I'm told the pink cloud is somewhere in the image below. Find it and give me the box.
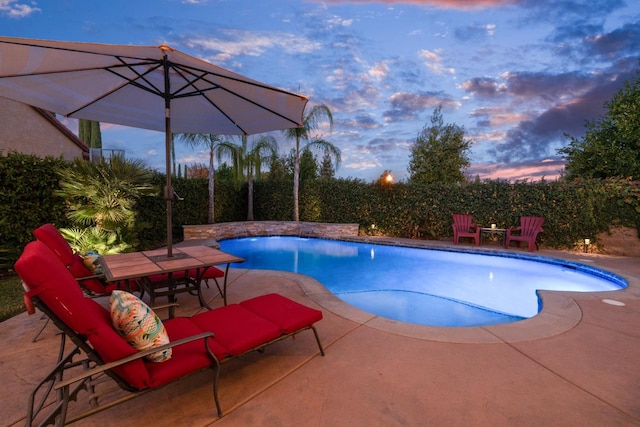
[468,158,566,182]
[306,0,519,9]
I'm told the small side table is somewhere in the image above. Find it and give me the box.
[480,227,506,246]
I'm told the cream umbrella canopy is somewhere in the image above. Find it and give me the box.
[0,36,308,256]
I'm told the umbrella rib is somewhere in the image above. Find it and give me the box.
[0,60,160,80]
[168,64,248,134]
[66,59,166,117]
[172,62,303,97]
[171,62,304,129]
[0,38,165,66]
[107,57,166,97]
[167,65,215,100]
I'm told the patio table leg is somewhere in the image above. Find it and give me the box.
[194,269,212,311]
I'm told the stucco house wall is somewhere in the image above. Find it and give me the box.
[0,97,88,161]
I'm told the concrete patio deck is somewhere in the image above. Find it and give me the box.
[2,238,639,426]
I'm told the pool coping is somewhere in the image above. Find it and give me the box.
[226,236,640,344]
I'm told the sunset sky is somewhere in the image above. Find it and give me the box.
[1,0,638,182]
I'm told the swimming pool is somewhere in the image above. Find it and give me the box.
[218,236,627,327]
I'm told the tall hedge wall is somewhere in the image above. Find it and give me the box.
[130,174,247,249]
[254,178,637,249]
[0,153,70,270]
[1,153,638,272]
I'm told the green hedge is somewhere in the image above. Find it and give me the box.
[253,178,637,249]
[134,174,247,249]
[1,153,638,273]
[0,153,69,271]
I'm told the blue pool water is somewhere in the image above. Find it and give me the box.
[219,236,627,327]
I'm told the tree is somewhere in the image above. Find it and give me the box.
[177,133,224,223]
[215,163,236,182]
[267,153,291,181]
[187,163,208,178]
[79,119,102,149]
[408,106,472,185]
[55,154,157,253]
[558,70,640,180]
[319,149,336,178]
[245,135,278,220]
[299,148,318,182]
[282,104,340,221]
[217,135,279,220]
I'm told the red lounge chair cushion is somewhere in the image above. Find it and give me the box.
[87,298,226,390]
[146,270,188,285]
[33,223,138,294]
[86,297,222,390]
[32,223,75,265]
[16,241,99,336]
[202,267,224,278]
[240,293,323,334]
[145,317,221,386]
[191,305,281,357]
[17,242,153,390]
[84,299,151,389]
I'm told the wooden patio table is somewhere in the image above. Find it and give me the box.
[100,246,244,317]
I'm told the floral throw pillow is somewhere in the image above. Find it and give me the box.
[82,251,103,275]
[109,290,172,362]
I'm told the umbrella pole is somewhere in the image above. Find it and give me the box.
[164,54,173,258]
[165,116,173,258]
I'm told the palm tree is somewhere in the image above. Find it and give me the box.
[55,154,157,253]
[177,133,225,223]
[282,104,339,221]
[217,134,278,220]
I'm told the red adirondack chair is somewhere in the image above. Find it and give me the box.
[452,214,481,246]
[505,216,545,252]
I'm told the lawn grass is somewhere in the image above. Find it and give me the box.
[0,274,25,322]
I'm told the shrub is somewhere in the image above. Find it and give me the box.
[2,152,638,274]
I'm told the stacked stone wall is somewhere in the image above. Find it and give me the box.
[183,221,359,241]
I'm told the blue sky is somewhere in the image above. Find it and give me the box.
[1,0,638,182]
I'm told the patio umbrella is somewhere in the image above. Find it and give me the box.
[0,36,308,257]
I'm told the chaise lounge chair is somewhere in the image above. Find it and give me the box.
[34,223,225,303]
[30,223,142,342]
[33,223,139,296]
[15,240,325,425]
[504,216,545,252]
[452,214,481,246]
